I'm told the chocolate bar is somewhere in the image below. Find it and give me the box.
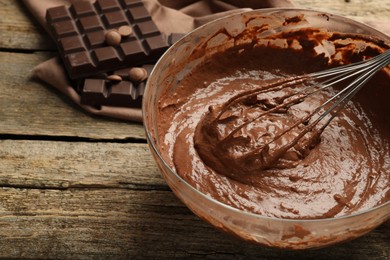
[46,0,174,79]
[79,64,154,108]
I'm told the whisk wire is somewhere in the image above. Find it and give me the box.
[252,50,390,164]
[314,50,390,130]
[200,50,390,170]
[216,50,390,154]
[312,50,390,78]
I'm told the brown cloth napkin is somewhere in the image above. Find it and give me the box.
[22,0,294,122]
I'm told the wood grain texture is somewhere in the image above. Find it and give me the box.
[0,51,145,140]
[0,1,54,50]
[294,0,390,35]
[0,178,388,259]
[0,140,163,189]
[294,0,390,20]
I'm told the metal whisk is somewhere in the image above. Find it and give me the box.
[195,50,390,175]
[252,49,390,168]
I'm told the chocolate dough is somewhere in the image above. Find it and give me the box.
[157,30,390,219]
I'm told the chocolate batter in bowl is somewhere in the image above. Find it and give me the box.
[143,9,390,249]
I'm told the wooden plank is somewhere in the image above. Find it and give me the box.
[0,139,388,258]
[0,187,388,259]
[0,51,145,140]
[0,140,164,189]
[0,1,54,50]
[295,0,390,20]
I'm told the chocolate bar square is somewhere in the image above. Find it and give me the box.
[46,0,171,79]
[79,64,155,108]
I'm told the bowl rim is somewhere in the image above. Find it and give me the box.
[143,7,390,223]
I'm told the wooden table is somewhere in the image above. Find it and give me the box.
[0,0,389,258]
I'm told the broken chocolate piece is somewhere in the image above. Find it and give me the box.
[79,64,154,108]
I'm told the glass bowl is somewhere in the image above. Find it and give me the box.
[143,8,390,249]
